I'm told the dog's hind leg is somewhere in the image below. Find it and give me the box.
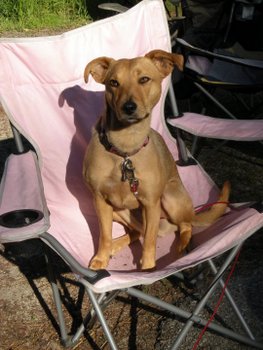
[158,218,178,237]
[113,210,142,231]
[177,222,192,253]
[111,229,141,256]
[111,210,142,255]
[161,181,194,254]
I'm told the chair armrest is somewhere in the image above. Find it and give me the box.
[98,3,128,13]
[176,38,263,69]
[0,150,50,243]
[0,151,109,284]
[41,232,110,284]
[167,113,263,141]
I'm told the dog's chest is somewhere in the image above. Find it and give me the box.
[102,176,140,210]
[86,154,139,209]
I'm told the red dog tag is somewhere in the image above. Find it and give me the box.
[130,178,139,195]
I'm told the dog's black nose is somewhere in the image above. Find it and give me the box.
[122,100,137,115]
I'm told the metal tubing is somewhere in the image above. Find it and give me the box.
[194,82,237,119]
[191,135,199,157]
[171,245,241,349]
[86,288,118,350]
[208,259,255,340]
[70,322,86,345]
[41,232,109,282]
[127,283,263,349]
[168,85,180,116]
[127,246,263,349]
[44,247,70,346]
[223,2,235,43]
[71,290,120,344]
[168,85,189,163]
[176,129,190,163]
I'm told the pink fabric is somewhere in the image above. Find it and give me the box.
[0,152,50,242]
[0,0,262,293]
[167,113,263,141]
[91,207,263,292]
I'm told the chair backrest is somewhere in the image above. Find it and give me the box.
[0,0,218,276]
[0,0,172,264]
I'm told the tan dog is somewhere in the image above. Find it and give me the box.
[83,50,230,270]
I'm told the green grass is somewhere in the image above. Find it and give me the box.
[0,0,91,35]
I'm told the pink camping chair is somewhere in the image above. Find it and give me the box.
[0,1,263,348]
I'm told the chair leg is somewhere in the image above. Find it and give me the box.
[223,2,236,44]
[45,245,118,349]
[127,245,263,350]
[171,244,263,349]
[168,85,191,164]
[182,257,255,339]
[85,287,119,350]
[127,263,263,349]
[44,246,72,347]
[168,84,180,117]
[171,245,240,349]
[207,259,255,340]
[191,135,200,157]
[78,290,120,332]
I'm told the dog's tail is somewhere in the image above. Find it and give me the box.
[192,181,230,227]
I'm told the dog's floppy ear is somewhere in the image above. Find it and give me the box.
[84,57,114,84]
[145,50,184,78]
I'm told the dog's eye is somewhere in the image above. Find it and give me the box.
[139,76,150,84]
[109,79,119,87]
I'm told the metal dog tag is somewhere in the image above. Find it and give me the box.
[121,158,139,195]
[121,158,135,181]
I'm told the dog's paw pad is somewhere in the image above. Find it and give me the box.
[89,257,108,270]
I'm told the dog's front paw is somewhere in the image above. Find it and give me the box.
[89,256,109,270]
[140,258,156,271]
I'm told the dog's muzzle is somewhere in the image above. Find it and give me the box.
[122,100,137,115]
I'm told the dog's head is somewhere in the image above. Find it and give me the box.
[84,50,183,125]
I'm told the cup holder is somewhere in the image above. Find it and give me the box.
[0,209,44,228]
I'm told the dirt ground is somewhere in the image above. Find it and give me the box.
[0,51,263,349]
